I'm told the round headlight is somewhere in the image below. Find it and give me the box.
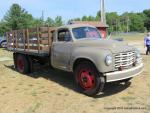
[105,55,112,66]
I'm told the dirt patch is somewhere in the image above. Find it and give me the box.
[0,57,12,62]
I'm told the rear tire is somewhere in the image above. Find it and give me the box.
[16,54,30,74]
[74,61,105,96]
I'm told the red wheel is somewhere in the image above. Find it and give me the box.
[16,54,30,74]
[75,61,105,96]
[17,57,24,72]
[78,69,95,90]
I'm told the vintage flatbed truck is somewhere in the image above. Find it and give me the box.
[6,24,143,96]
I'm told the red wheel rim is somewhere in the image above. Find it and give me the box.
[78,68,95,90]
[17,58,24,72]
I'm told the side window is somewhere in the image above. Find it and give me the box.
[58,29,71,41]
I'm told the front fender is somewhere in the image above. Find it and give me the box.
[70,47,114,73]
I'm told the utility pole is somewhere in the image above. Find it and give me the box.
[100,0,106,24]
[42,10,44,25]
[116,19,118,33]
[126,17,130,33]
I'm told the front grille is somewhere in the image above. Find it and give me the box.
[114,51,136,70]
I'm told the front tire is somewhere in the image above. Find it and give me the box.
[74,61,105,96]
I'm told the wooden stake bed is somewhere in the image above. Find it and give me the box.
[6,27,55,57]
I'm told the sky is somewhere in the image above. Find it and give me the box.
[0,0,150,21]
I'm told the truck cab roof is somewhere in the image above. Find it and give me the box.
[57,24,96,30]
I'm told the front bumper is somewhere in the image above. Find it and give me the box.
[104,63,144,82]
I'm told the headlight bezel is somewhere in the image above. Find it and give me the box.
[105,55,113,66]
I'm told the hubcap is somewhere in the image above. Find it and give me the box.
[78,69,95,90]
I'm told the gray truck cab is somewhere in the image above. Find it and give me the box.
[51,24,143,96]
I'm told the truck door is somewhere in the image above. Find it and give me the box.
[51,29,72,71]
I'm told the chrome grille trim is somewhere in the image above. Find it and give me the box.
[114,51,136,70]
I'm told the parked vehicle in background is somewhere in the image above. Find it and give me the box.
[6,24,143,96]
[0,37,7,48]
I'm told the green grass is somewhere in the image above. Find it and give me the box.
[121,96,136,102]
[31,91,37,97]
[111,33,145,41]
[24,103,42,113]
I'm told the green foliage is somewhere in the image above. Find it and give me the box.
[4,4,34,30]
[106,12,119,32]
[0,3,149,36]
[81,15,95,21]
[118,12,145,32]
[82,16,88,21]
[54,16,63,27]
[70,10,149,33]
[95,11,101,21]
[45,17,55,27]
[32,18,43,27]
[73,18,81,21]
[0,4,64,36]
[143,9,150,30]
[128,13,145,32]
[0,21,10,36]
[45,16,63,27]
[87,16,95,21]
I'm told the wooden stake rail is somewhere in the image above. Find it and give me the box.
[6,27,55,56]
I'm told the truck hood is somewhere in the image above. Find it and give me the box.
[74,38,135,53]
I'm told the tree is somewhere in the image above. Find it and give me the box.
[32,18,43,27]
[95,11,101,21]
[120,12,130,32]
[143,9,150,30]
[127,13,145,32]
[0,21,10,36]
[54,16,63,27]
[73,18,81,21]
[3,4,34,30]
[106,12,119,32]
[45,17,55,27]
[82,16,88,21]
[87,16,95,21]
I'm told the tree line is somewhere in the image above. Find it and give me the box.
[0,4,150,36]
[71,10,150,33]
[0,4,63,36]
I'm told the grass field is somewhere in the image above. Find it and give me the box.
[111,33,145,41]
[0,34,150,113]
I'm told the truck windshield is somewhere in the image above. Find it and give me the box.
[72,27,101,39]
